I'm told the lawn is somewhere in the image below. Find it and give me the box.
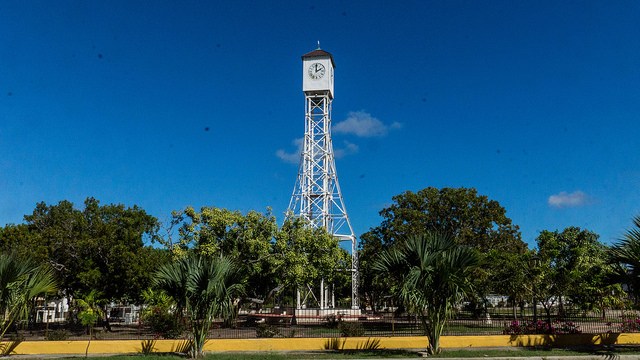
[27,345,640,359]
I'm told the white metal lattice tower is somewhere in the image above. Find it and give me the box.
[287,47,359,310]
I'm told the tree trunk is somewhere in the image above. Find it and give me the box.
[545,307,552,332]
[421,316,436,354]
[103,306,112,332]
[425,307,448,355]
[85,327,91,358]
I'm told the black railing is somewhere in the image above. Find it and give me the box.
[7,306,640,341]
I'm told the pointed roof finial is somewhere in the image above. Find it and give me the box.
[317,41,321,50]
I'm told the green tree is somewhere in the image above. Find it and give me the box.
[165,207,350,305]
[358,231,393,311]
[0,224,41,262]
[18,198,164,304]
[484,250,529,319]
[360,187,525,308]
[153,255,245,358]
[273,216,350,306]
[140,288,183,339]
[23,200,86,297]
[535,227,615,320]
[374,232,479,355]
[75,290,104,357]
[0,253,57,340]
[167,207,277,301]
[609,215,640,305]
[363,187,524,252]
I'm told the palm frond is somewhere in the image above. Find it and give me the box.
[0,254,58,339]
[153,253,245,358]
[373,231,479,355]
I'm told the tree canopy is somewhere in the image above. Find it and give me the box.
[0,197,166,304]
[163,206,349,304]
[359,187,525,308]
[535,226,617,317]
[363,187,524,252]
[374,232,479,354]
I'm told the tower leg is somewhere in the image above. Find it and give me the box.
[331,284,335,308]
[320,278,325,310]
[288,85,359,314]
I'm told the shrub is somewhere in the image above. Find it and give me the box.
[141,308,184,339]
[255,323,279,338]
[45,329,69,341]
[325,314,339,328]
[556,321,581,334]
[339,321,365,337]
[502,320,581,335]
[620,318,640,332]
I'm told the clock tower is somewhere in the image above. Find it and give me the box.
[302,48,335,98]
[288,46,359,311]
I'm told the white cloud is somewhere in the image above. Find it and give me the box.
[275,138,302,164]
[390,121,403,130]
[277,138,359,163]
[277,111,397,163]
[548,191,590,208]
[334,140,359,159]
[334,111,401,137]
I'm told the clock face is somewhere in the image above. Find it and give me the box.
[308,62,326,80]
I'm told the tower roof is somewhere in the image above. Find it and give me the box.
[302,49,335,68]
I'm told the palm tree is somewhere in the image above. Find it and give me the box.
[76,290,104,357]
[609,215,640,304]
[374,232,479,355]
[153,254,245,358]
[0,253,57,340]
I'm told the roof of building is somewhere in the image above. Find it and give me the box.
[302,49,335,68]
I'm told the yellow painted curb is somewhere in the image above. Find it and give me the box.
[7,333,640,355]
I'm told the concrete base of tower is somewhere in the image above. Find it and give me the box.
[294,307,362,323]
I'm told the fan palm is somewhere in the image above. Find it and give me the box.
[0,253,57,339]
[153,254,245,358]
[374,232,479,355]
[609,215,640,303]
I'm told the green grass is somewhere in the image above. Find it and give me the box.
[32,346,640,359]
[48,352,417,360]
[443,324,501,334]
[429,346,640,358]
[429,348,590,358]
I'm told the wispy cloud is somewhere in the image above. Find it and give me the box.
[548,191,591,208]
[275,138,302,164]
[277,138,359,163]
[334,140,359,158]
[390,121,403,130]
[334,111,401,137]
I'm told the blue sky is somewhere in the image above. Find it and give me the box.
[1,1,639,248]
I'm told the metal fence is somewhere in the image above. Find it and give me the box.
[9,305,639,341]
